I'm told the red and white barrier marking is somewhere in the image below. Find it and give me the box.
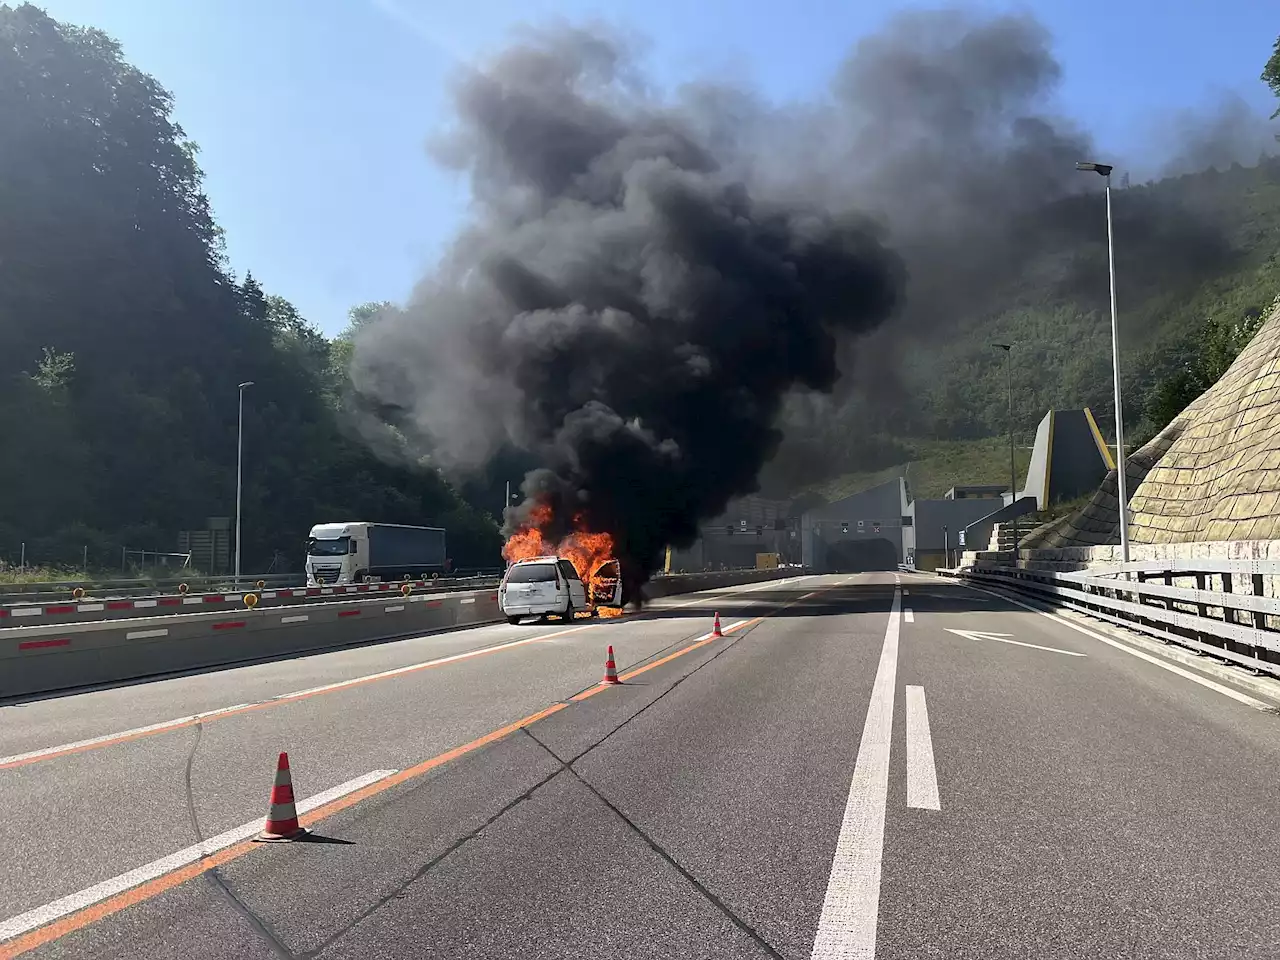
[0,580,456,623]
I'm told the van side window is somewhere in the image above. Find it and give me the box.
[558,560,580,581]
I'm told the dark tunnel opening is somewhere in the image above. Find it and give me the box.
[822,538,900,573]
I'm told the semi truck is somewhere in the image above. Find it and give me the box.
[305,522,446,585]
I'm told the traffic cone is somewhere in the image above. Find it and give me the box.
[602,645,622,685]
[712,612,723,637]
[255,752,308,842]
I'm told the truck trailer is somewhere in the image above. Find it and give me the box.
[305,522,446,585]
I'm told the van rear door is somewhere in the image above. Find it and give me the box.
[592,559,624,607]
[557,560,587,609]
[502,562,561,608]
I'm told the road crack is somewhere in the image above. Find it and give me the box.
[524,728,786,960]
[564,611,764,766]
[300,766,566,958]
[182,721,295,959]
[308,610,772,956]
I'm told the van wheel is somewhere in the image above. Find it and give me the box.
[506,615,521,625]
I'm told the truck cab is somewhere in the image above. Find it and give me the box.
[306,522,366,585]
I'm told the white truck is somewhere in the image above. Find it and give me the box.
[305,522,446,585]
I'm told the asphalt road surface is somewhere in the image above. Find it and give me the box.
[3,571,1280,959]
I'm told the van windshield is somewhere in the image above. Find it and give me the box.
[308,537,350,557]
[505,563,558,583]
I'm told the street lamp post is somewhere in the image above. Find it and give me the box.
[1076,161,1130,564]
[993,343,1017,559]
[235,381,254,586]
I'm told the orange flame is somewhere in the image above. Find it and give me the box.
[503,502,622,609]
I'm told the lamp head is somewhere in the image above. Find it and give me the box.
[1075,161,1114,177]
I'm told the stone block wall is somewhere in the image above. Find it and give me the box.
[1022,294,1280,550]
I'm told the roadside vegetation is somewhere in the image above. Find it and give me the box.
[0,5,501,572]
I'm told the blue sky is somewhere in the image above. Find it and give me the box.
[35,0,1278,335]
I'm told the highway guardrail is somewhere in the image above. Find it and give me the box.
[942,561,1280,680]
[0,575,505,625]
[0,569,504,606]
[0,568,805,699]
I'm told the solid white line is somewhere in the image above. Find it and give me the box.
[961,583,1270,710]
[0,768,396,943]
[905,686,940,811]
[124,628,169,641]
[258,632,593,700]
[280,615,309,624]
[638,576,811,612]
[980,635,1082,657]
[0,704,255,766]
[904,609,914,623]
[944,629,1085,658]
[810,588,901,959]
[384,605,405,613]
[0,631,588,767]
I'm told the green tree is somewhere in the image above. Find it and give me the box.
[1142,311,1267,434]
[0,5,503,571]
[1264,33,1280,120]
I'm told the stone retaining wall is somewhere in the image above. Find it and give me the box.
[1023,294,1280,550]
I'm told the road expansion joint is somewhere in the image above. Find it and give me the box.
[294,766,568,959]
[521,728,785,960]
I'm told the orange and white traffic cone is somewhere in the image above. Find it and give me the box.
[712,612,723,637]
[255,752,308,842]
[602,645,622,685]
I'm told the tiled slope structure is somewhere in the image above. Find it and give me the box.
[1024,295,1280,549]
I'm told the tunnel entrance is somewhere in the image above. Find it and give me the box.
[823,538,899,573]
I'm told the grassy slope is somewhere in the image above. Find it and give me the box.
[809,438,1035,502]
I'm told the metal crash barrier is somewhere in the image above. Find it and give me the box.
[943,560,1280,680]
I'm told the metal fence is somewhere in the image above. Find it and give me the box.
[946,560,1280,680]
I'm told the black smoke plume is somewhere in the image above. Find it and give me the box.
[350,10,1269,582]
[349,24,904,585]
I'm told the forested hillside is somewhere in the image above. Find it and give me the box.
[760,155,1280,500]
[914,159,1280,447]
[0,5,501,571]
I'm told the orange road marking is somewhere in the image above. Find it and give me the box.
[0,578,849,955]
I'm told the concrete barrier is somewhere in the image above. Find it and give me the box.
[639,568,807,600]
[0,569,804,700]
[0,577,503,627]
